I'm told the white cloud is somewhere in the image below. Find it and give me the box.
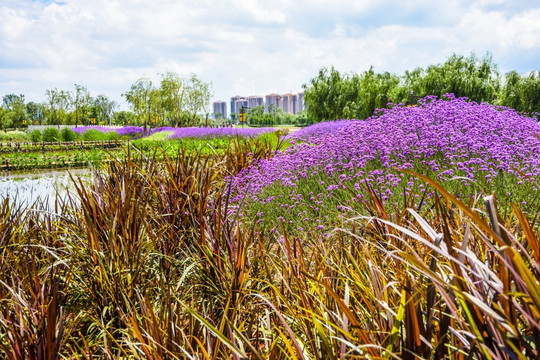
[0,0,539,109]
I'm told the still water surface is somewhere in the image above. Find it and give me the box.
[0,168,91,208]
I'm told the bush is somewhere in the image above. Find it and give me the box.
[82,129,107,141]
[42,127,60,142]
[106,131,119,141]
[60,127,76,142]
[0,130,28,142]
[29,129,42,142]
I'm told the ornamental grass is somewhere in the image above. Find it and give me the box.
[0,97,539,359]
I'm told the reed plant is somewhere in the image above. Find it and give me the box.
[0,134,538,359]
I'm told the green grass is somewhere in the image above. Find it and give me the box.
[139,130,174,141]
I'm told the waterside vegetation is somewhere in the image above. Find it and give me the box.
[0,94,539,359]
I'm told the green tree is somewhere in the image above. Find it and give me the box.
[248,105,265,125]
[45,88,70,126]
[69,84,92,127]
[350,68,401,119]
[115,110,137,126]
[29,129,42,142]
[25,102,44,125]
[123,77,155,132]
[521,71,540,114]
[2,94,26,128]
[94,94,118,125]
[500,70,540,114]
[295,110,309,125]
[60,127,76,141]
[303,67,401,122]
[303,66,348,122]
[185,74,212,126]
[398,53,500,104]
[160,71,186,127]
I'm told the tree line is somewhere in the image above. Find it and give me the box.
[122,72,213,131]
[303,53,540,123]
[0,71,213,130]
[0,86,118,130]
[242,104,309,127]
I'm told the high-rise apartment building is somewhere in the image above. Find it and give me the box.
[281,93,294,114]
[265,93,282,113]
[247,96,264,110]
[234,99,249,117]
[230,95,243,116]
[213,101,227,119]
[292,94,299,115]
[225,92,303,116]
[297,92,304,113]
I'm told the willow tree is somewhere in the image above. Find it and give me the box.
[69,84,92,127]
[45,88,70,126]
[401,53,500,104]
[123,77,154,132]
[500,70,540,115]
[185,74,212,126]
[303,66,353,122]
[303,66,400,122]
[160,71,186,127]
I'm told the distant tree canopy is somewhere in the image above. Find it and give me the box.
[303,53,540,122]
[0,73,212,129]
[122,72,213,129]
[1,54,539,129]
[0,85,118,129]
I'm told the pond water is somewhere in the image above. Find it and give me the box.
[0,168,91,209]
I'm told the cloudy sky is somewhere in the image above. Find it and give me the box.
[1,0,539,111]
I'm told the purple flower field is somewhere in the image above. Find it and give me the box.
[72,126,144,136]
[231,94,540,207]
[160,126,276,139]
[72,125,276,139]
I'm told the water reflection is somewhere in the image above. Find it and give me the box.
[0,168,91,209]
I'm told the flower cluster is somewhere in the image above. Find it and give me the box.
[288,120,354,141]
[231,95,540,207]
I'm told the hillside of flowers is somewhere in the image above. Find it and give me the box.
[231,94,540,231]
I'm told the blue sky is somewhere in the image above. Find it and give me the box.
[1,0,539,110]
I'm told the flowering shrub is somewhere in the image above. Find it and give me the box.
[231,94,540,231]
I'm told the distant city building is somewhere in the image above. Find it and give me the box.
[224,91,303,116]
[295,92,305,115]
[213,101,227,119]
[265,93,282,113]
[247,96,264,110]
[281,93,294,114]
[230,95,243,116]
[234,99,249,117]
[292,94,299,115]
